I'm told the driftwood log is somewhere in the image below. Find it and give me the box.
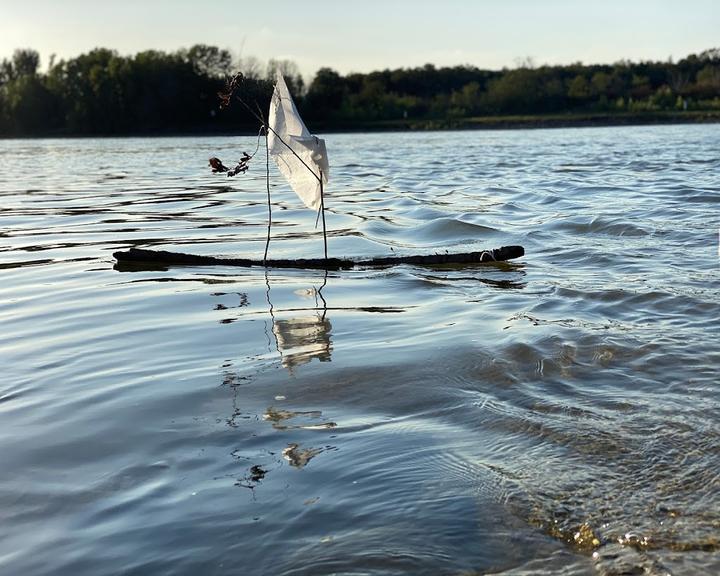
[113,246,524,271]
[113,246,524,270]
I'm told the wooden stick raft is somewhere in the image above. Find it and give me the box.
[113,246,524,270]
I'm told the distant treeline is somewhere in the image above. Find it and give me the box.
[1,45,719,136]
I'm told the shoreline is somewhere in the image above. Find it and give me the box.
[1,111,719,139]
[322,111,720,133]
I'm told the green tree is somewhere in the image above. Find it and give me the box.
[483,68,543,114]
[567,75,590,100]
[1,49,60,133]
[4,74,58,133]
[47,48,125,132]
[304,68,346,120]
[695,64,720,97]
[630,74,652,99]
[450,81,481,116]
[12,48,40,77]
[651,86,675,109]
[183,44,233,79]
[590,71,610,96]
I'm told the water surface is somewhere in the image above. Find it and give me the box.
[1,125,719,575]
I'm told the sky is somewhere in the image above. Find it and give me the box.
[1,0,718,78]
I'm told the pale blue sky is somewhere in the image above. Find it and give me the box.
[1,0,718,77]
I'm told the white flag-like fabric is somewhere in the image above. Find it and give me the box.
[268,75,329,211]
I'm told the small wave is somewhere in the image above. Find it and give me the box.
[554,164,597,173]
[359,217,501,249]
[412,218,500,241]
[684,190,720,203]
[0,258,55,270]
[550,216,651,237]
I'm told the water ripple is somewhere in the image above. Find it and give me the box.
[1,126,719,575]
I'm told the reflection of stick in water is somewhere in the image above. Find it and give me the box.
[263,407,335,431]
[265,270,332,373]
[282,443,323,468]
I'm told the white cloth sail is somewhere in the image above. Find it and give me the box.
[268,75,329,211]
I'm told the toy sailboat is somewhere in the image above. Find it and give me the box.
[114,74,524,270]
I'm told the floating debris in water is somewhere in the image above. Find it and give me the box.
[248,465,267,482]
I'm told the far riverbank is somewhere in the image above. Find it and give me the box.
[1,111,718,139]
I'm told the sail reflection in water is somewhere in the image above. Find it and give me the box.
[267,272,332,372]
[272,315,332,370]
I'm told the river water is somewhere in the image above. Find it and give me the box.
[1,125,719,575]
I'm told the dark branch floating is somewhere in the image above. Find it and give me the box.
[113,246,525,271]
